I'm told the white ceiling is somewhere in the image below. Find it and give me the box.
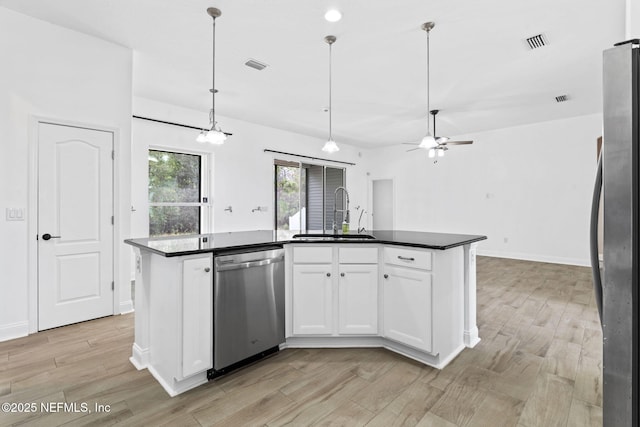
[0,0,627,148]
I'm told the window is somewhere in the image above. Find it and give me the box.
[274,159,345,231]
[148,150,209,237]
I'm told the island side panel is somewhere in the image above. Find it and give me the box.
[130,248,150,369]
[463,242,481,347]
[432,246,465,362]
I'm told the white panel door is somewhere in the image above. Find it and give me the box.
[38,122,114,330]
[292,264,333,335]
[182,256,213,378]
[338,264,378,335]
[383,265,432,352]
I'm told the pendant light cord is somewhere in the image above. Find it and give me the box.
[211,15,217,128]
[329,41,333,141]
[426,28,431,135]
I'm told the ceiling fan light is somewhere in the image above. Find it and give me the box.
[419,133,437,149]
[428,149,436,158]
[196,130,207,143]
[437,148,445,157]
[322,139,340,153]
[205,128,227,145]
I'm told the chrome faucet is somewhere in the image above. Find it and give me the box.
[358,209,367,233]
[333,186,350,233]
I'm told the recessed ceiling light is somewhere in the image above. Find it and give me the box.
[324,9,342,22]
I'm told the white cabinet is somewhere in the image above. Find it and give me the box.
[338,264,378,334]
[382,265,432,352]
[292,264,333,335]
[146,253,213,396]
[181,257,213,378]
[290,245,379,337]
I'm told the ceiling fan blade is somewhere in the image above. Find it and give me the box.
[401,142,420,146]
[445,140,473,145]
[406,147,422,152]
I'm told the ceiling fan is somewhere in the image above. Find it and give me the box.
[404,109,473,157]
[404,21,473,159]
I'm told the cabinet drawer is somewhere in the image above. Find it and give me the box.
[293,246,332,264]
[384,246,432,270]
[339,247,378,264]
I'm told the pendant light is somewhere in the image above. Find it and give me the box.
[197,7,227,145]
[322,35,339,153]
[418,22,437,150]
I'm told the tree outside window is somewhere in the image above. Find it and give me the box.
[149,150,203,237]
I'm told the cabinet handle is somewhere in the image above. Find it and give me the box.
[384,274,389,279]
[397,256,415,261]
[204,267,211,273]
[340,272,345,277]
[326,272,331,277]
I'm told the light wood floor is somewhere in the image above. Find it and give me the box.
[0,257,602,426]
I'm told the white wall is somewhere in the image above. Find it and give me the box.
[626,0,640,38]
[0,8,133,340]
[131,97,369,240]
[368,113,601,266]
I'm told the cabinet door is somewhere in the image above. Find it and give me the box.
[292,264,333,335]
[383,265,432,352]
[338,264,378,335]
[182,256,213,378]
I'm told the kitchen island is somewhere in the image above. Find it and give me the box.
[125,230,486,396]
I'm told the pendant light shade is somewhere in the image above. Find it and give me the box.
[322,35,339,153]
[418,22,437,150]
[197,7,227,145]
[322,139,340,153]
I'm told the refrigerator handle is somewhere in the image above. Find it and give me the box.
[589,152,604,324]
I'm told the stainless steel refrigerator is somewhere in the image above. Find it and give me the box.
[591,39,640,426]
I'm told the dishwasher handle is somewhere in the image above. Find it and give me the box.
[215,255,284,272]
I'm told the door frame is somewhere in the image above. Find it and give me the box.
[28,116,119,333]
[368,176,396,230]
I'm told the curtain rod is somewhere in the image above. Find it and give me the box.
[264,149,355,166]
[132,115,232,136]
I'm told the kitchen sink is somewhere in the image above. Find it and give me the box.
[292,233,376,241]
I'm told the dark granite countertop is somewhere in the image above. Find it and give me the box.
[125,230,487,257]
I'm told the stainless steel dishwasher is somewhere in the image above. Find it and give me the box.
[208,246,285,378]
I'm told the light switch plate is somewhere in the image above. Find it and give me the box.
[6,207,25,221]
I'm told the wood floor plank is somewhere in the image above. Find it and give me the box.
[466,390,524,427]
[314,400,375,427]
[429,381,487,426]
[566,398,603,427]
[350,360,422,413]
[573,355,603,407]
[415,412,458,427]
[517,373,574,427]
[541,338,581,381]
[212,390,296,427]
[191,365,303,426]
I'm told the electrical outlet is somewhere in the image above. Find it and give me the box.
[6,207,25,221]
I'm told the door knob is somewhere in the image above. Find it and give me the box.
[42,233,61,241]
[326,273,331,277]
[340,272,345,277]
[383,274,389,279]
[204,267,211,273]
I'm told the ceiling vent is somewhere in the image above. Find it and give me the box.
[244,58,268,71]
[526,33,548,50]
[555,94,569,103]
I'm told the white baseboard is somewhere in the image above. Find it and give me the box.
[0,321,29,342]
[477,249,590,267]
[119,300,134,314]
